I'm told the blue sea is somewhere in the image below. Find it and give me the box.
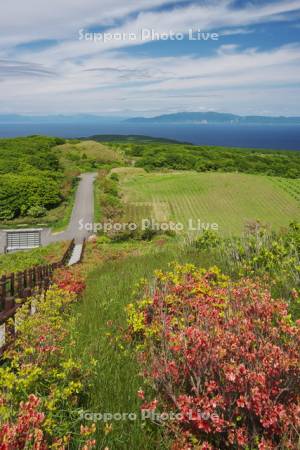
[0,123,299,151]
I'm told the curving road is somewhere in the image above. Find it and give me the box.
[0,173,97,253]
[47,172,97,245]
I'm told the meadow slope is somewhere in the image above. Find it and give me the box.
[115,169,300,235]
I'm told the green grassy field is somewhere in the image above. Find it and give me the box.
[115,169,300,235]
[0,241,69,276]
[272,177,300,203]
[57,140,124,175]
[70,243,210,450]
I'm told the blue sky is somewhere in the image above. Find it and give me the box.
[0,0,300,116]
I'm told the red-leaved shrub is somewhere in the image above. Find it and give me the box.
[0,394,47,449]
[54,269,86,294]
[128,265,300,449]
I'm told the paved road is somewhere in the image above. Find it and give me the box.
[0,173,97,253]
[47,172,97,245]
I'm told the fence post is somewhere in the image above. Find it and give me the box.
[23,270,27,289]
[0,275,6,310]
[23,269,31,298]
[0,321,5,355]
[4,295,15,312]
[17,272,23,298]
[0,237,82,356]
[32,267,36,287]
[28,269,33,289]
[10,273,15,297]
[36,266,42,292]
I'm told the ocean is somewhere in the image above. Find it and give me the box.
[0,123,299,151]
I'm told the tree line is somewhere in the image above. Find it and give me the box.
[0,136,65,220]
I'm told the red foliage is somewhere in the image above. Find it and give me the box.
[133,269,300,449]
[55,269,86,294]
[0,395,47,449]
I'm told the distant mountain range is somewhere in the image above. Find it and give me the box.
[0,112,300,125]
[125,112,300,125]
[0,114,123,124]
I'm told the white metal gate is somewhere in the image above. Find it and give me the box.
[5,229,42,252]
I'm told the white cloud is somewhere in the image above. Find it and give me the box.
[1,42,299,114]
[0,0,300,114]
[0,0,190,47]
[17,0,300,64]
[220,28,255,36]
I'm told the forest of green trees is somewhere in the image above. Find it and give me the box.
[1,135,299,222]
[110,140,300,178]
[0,136,65,220]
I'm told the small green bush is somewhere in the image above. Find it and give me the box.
[27,205,47,218]
[110,173,119,182]
[195,230,222,250]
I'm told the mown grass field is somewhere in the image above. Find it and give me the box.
[273,177,300,203]
[114,168,300,235]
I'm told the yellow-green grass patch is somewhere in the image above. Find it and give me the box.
[119,171,300,236]
[57,140,124,174]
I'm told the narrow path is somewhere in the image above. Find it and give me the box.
[68,243,83,266]
[48,172,97,245]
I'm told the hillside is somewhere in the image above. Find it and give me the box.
[0,134,299,450]
[114,169,300,235]
[0,136,122,227]
[107,138,300,178]
[56,139,124,175]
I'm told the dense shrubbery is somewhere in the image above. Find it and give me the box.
[27,205,47,218]
[0,280,96,449]
[0,136,63,175]
[95,173,124,226]
[128,265,300,449]
[0,174,62,219]
[54,268,86,294]
[111,141,300,178]
[0,136,65,220]
[194,222,300,311]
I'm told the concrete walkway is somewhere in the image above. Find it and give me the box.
[68,243,84,266]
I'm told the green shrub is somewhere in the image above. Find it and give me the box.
[110,173,119,182]
[0,174,62,219]
[195,230,222,250]
[194,222,300,313]
[110,140,300,178]
[0,285,96,448]
[27,205,47,218]
[96,235,111,244]
[0,136,65,219]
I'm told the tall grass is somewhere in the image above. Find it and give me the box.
[70,245,207,449]
[68,223,299,447]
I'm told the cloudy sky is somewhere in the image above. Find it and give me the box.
[1,0,300,116]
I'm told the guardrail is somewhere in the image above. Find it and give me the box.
[0,239,76,356]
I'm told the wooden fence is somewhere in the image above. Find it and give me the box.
[0,239,76,356]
